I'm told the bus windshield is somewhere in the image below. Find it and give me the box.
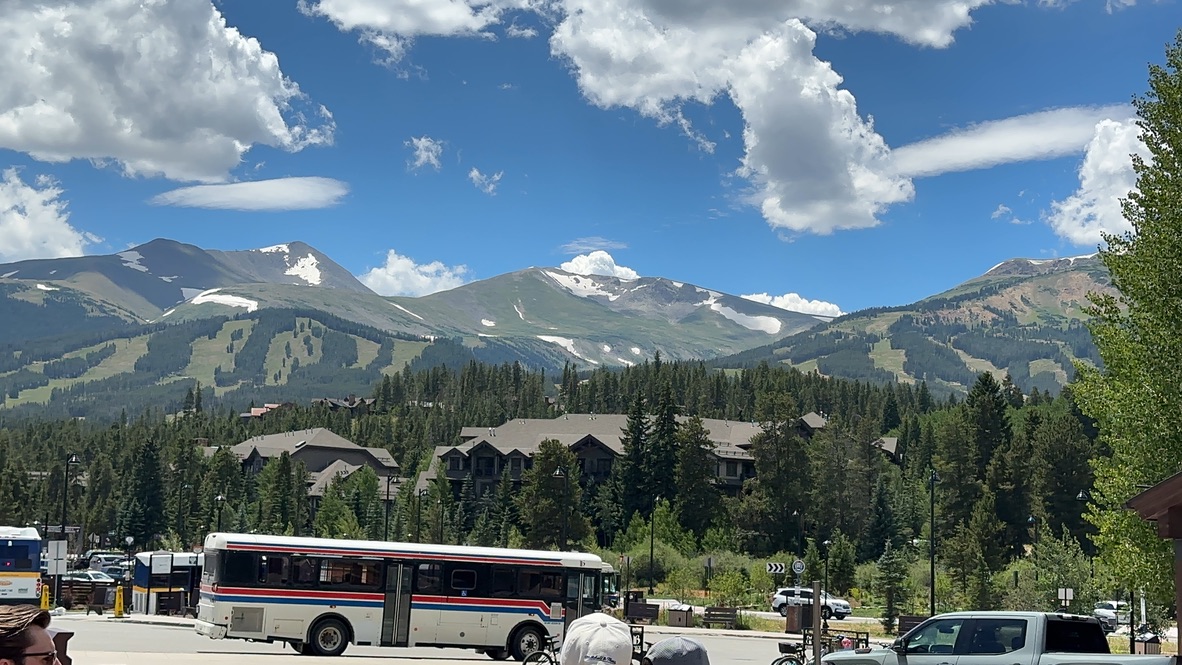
[0,541,38,571]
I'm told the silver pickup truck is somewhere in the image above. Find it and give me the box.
[821,612,1175,665]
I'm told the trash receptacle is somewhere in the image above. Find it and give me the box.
[800,602,814,627]
[1134,634,1162,654]
[626,590,645,605]
[784,605,802,633]
[667,603,693,628]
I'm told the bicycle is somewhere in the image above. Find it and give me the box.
[523,634,562,665]
[772,641,808,665]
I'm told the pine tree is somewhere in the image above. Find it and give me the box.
[120,439,165,548]
[881,390,901,433]
[648,382,680,507]
[862,478,898,561]
[875,542,908,633]
[965,373,1013,479]
[514,439,590,549]
[619,394,651,522]
[673,416,718,539]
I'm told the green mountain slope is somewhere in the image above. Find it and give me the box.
[712,255,1113,395]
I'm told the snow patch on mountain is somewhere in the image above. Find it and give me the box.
[986,254,1100,274]
[36,283,58,291]
[713,305,782,334]
[159,276,178,283]
[514,302,527,321]
[390,302,424,321]
[118,251,149,273]
[631,347,641,355]
[671,281,684,288]
[616,358,635,367]
[481,319,496,327]
[1,271,16,278]
[162,308,175,318]
[537,335,599,364]
[285,254,322,285]
[602,344,612,353]
[543,270,620,301]
[180,287,206,300]
[257,244,290,254]
[190,288,258,312]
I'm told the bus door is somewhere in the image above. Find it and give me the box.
[564,570,600,628]
[380,562,414,647]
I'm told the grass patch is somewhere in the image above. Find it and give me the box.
[8,336,149,405]
[1029,358,1068,385]
[354,337,380,369]
[184,320,254,395]
[384,340,430,374]
[869,338,908,382]
[263,319,323,386]
[954,348,1003,378]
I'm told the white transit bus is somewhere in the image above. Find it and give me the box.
[0,527,42,605]
[195,533,605,660]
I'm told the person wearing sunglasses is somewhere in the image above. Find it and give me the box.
[0,605,56,665]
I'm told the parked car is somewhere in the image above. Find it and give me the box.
[1091,600,1130,633]
[770,586,852,620]
[820,611,1169,665]
[62,570,117,583]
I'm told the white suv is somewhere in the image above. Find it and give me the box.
[770,586,851,620]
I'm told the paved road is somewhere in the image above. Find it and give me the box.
[52,617,787,665]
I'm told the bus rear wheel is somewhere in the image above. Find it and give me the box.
[309,617,350,657]
[487,649,511,660]
[510,625,545,661]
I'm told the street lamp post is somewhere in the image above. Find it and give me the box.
[215,495,225,532]
[553,467,569,551]
[648,495,659,595]
[793,509,804,555]
[1076,490,1095,578]
[383,475,394,541]
[1028,515,1040,580]
[929,468,939,616]
[436,498,444,544]
[56,453,79,606]
[415,489,428,542]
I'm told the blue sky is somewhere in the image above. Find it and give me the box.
[0,0,1172,316]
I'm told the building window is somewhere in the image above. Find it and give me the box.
[726,461,738,477]
[511,458,522,473]
[597,458,612,474]
[449,456,461,471]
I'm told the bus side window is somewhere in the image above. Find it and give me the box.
[259,555,288,586]
[491,567,515,597]
[291,557,318,587]
[222,552,257,586]
[416,563,442,594]
[450,569,477,593]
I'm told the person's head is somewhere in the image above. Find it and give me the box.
[560,612,633,665]
[643,636,710,665]
[0,605,54,665]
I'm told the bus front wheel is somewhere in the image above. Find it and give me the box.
[309,617,350,657]
[510,625,545,661]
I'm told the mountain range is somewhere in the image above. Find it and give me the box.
[0,239,1115,417]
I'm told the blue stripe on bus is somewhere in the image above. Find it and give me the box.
[411,602,562,622]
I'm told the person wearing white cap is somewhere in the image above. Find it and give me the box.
[560,613,635,665]
[643,635,711,665]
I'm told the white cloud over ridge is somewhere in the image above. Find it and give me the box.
[0,168,98,262]
[149,177,349,211]
[561,237,628,253]
[890,105,1132,178]
[560,251,640,280]
[469,167,503,195]
[0,0,334,183]
[406,136,444,171]
[1045,118,1149,246]
[360,250,471,296]
[741,292,844,317]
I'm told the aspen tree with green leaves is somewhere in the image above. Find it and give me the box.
[1076,31,1182,607]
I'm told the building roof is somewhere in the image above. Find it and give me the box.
[800,411,828,430]
[455,414,761,459]
[217,428,398,472]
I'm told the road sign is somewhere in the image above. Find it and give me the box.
[44,526,79,534]
[792,559,806,575]
[1057,588,1074,602]
[767,562,786,574]
[150,553,173,575]
[46,540,67,577]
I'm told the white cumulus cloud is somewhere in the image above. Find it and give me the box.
[1045,118,1149,247]
[359,250,471,296]
[561,237,628,253]
[0,0,334,183]
[0,168,98,262]
[890,105,1132,178]
[149,177,349,211]
[506,22,538,38]
[406,136,444,171]
[741,292,844,317]
[469,167,503,195]
[560,251,640,280]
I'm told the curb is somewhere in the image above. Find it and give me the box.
[107,617,196,629]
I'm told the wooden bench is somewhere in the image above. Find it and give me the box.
[897,615,928,635]
[625,601,660,624]
[702,606,738,629]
